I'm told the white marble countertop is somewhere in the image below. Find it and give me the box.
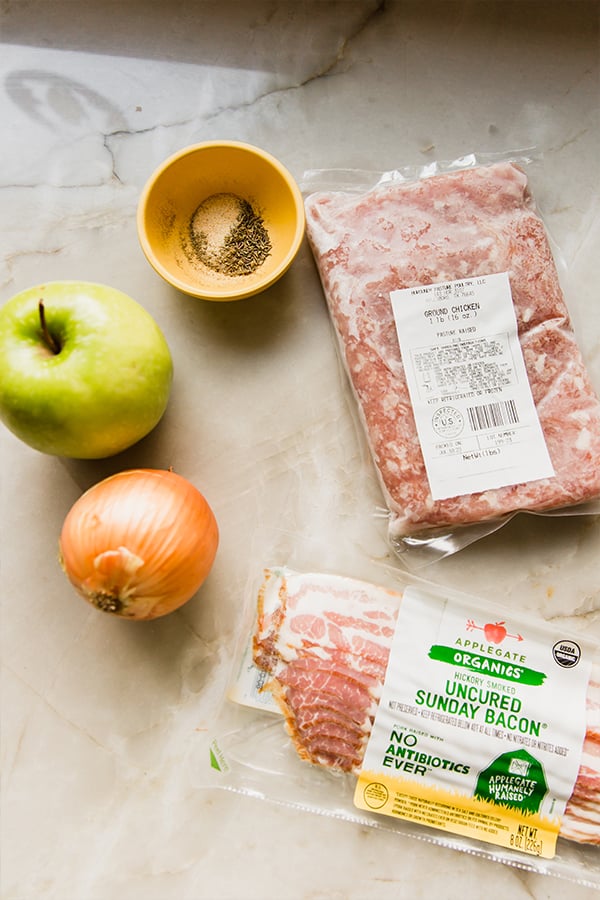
[2,2,599,898]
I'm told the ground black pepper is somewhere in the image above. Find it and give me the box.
[186,192,272,277]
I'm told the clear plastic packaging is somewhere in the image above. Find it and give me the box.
[301,153,600,567]
[194,565,600,889]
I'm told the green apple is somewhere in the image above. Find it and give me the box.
[0,281,173,458]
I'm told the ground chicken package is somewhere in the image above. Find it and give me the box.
[199,567,600,888]
[302,157,600,562]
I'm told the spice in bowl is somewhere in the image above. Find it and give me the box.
[137,141,306,301]
[183,192,272,280]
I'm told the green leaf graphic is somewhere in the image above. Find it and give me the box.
[210,748,222,771]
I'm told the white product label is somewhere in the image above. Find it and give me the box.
[390,272,554,500]
[227,615,282,715]
[354,587,591,858]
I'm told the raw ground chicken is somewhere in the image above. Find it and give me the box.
[253,568,600,846]
[304,162,600,542]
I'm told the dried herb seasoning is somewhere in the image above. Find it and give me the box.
[186,192,272,277]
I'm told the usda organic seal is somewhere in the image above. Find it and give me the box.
[552,640,581,668]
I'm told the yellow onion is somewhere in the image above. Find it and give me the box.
[59,468,219,620]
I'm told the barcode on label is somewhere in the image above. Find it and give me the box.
[467,399,519,431]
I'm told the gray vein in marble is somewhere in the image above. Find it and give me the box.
[3,661,113,762]
[549,127,591,154]
[3,247,64,289]
[296,0,386,82]
[101,1,387,183]
[3,647,217,775]
[2,3,387,189]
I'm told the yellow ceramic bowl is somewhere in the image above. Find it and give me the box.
[137,141,305,301]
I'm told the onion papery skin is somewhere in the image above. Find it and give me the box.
[59,469,219,620]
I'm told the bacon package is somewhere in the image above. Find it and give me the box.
[204,565,600,886]
[303,161,600,558]
[252,568,600,848]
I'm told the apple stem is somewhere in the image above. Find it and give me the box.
[38,299,61,354]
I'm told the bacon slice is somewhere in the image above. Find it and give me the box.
[254,568,399,772]
[304,163,600,541]
[562,674,600,844]
[253,568,600,845]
